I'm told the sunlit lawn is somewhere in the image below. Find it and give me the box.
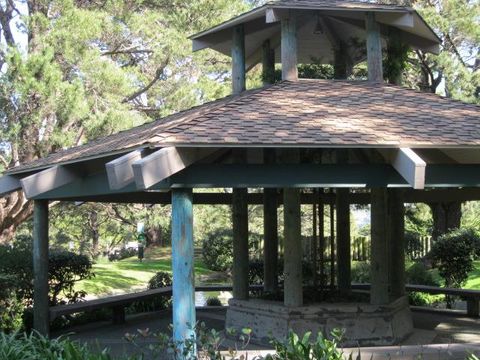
[76,246,214,298]
[465,261,480,289]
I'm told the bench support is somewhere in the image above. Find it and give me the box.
[172,189,196,355]
[112,306,126,324]
[467,298,479,318]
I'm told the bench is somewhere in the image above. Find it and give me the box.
[49,285,261,324]
[351,283,480,317]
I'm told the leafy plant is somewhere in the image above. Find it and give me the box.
[406,262,440,287]
[351,262,370,284]
[205,297,222,307]
[0,275,24,332]
[202,229,234,272]
[129,271,173,314]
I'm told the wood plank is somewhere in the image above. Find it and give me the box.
[21,166,78,199]
[106,149,147,190]
[391,148,426,189]
[0,175,22,197]
[132,147,216,190]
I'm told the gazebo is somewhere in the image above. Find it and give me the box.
[1,0,479,351]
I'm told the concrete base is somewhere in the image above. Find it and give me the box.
[226,297,413,347]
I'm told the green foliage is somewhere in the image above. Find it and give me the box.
[266,329,346,360]
[148,271,173,290]
[351,262,371,284]
[205,297,222,307]
[408,291,439,307]
[430,228,479,288]
[0,331,134,360]
[406,262,440,287]
[108,248,137,262]
[405,231,424,260]
[0,275,24,333]
[202,229,233,272]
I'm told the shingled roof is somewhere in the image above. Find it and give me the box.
[8,79,480,174]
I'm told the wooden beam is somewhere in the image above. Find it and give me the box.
[132,147,215,190]
[21,165,78,199]
[232,25,246,94]
[366,12,383,82]
[0,175,22,197]
[391,148,426,189]
[439,149,480,164]
[106,149,147,190]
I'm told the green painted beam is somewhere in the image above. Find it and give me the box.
[33,164,480,201]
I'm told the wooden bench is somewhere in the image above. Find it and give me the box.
[49,285,261,324]
[351,283,480,317]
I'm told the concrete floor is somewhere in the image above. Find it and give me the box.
[56,308,480,359]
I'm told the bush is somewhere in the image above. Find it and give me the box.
[430,228,479,288]
[202,229,233,271]
[406,262,440,286]
[129,271,172,314]
[0,274,24,332]
[108,248,137,262]
[148,271,172,290]
[206,297,222,306]
[0,331,133,360]
[248,259,314,287]
[405,231,424,259]
[351,262,370,283]
[408,291,439,307]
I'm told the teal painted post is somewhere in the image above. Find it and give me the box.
[33,200,49,336]
[281,13,298,81]
[262,40,276,85]
[366,12,383,82]
[171,189,196,355]
[232,25,246,94]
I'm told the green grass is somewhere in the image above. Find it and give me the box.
[465,261,480,289]
[76,247,214,297]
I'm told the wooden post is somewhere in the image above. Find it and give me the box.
[233,188,249,300]
[262,40,276,85]
[336,189,351,293]
[370,188,389,305]
[282,150,302,307]
[329,199,335,290]
[318,190,325,292]
[33,199,50,336]
[312,193,318,288]
[171,189,196,351]
[388,189,406,300]
[264,149,278,293]
[232,25,246,94]
[281,13,298,81]
[366,12,383,83]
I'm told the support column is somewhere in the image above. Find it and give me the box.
[370,188,389,305]
[336,188,351,293]
[388,189,406,300]
[233,188,249,300]
[33,200,49,336]
[283,150,302,307]
[262,40,275,85]
[232,25,246,94]
[172,189,196,349]
[281,13,298,81]
[264,149,278,293]
[366,12,383,83]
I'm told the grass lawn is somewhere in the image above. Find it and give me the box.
[465,261,480,289]
[76,246,215,298]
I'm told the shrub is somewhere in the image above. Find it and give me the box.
[0,274,24,332]
[148,271,172,290]
[0,331,133,360]
[202,229,233,271]
[405,231,424,259]
[206,297,222,306]
[408,291,439,307]
[248,259,313,287]
[351,262,370,283]
[406,262,440,286]
[129,271,172,314]
[430,228,478,288]
[108,248,137,262]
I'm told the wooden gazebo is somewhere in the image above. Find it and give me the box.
[1,0,479,350]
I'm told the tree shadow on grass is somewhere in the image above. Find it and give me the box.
[78,269,143,296]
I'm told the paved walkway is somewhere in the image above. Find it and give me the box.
[56,308,480,359]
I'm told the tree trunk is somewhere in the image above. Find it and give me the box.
[429,202,462,241]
